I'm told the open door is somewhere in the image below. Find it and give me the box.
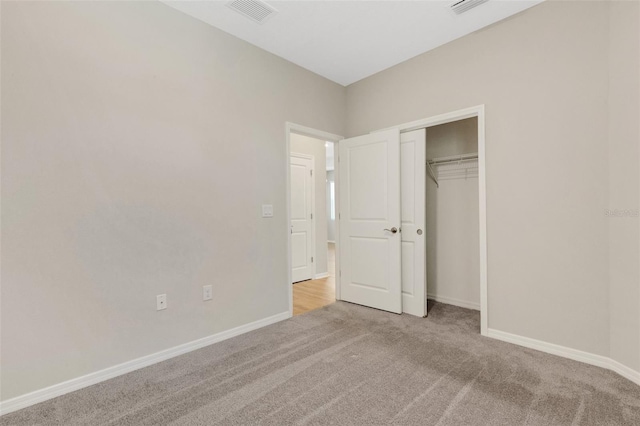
[400,129,427,317]
[338,128,402,313]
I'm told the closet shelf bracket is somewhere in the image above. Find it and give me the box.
[426,161,439,188]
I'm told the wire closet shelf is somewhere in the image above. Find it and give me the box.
[426,152,478,188]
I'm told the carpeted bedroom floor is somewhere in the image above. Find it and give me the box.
[3,301,640,425]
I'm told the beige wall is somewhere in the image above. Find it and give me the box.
[425,118,478,159]
[348,1,614,358]
[0,1,345,400]
[290,133,329,276]
[608,0,640,371]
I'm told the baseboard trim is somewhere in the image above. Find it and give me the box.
[0,311,290,416]
[314,272,330,279]
[487,328,640,387]
[427,294,480,311]
[608,359,640,387]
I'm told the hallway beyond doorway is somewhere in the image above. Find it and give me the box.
[293,243,335,315]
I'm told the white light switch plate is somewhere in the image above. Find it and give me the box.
[262,204,273,218]
[203,285,213,301]
[156,294,167,311]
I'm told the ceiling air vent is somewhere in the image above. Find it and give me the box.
[226,0,278,24]
[450,0,489,15]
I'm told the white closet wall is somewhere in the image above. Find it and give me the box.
[426,118,480,310]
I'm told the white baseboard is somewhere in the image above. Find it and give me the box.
[427,294,480,311]
[0,311,290,416]
[608,359,640,387]
[487,328,640,387]
[314,272,330,279]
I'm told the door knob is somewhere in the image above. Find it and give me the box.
[417,229,423,235]
[384,227,398,234]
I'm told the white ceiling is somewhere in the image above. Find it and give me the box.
[162,0,543,86]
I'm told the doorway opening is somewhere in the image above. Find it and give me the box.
[390,105,487,333]
[336,105,487,333]
[286,123,343,317]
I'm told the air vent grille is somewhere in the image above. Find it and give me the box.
[227,0,278,24]
[451,0,489,15]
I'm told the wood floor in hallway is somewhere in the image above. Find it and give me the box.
[293,243,335,316]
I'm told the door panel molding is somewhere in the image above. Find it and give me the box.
[339,128,402,314]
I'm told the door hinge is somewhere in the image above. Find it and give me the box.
[311,257,314,263]
[310,169,313,176]
[311,213,313,219]
[339,269,341,277]
[339,213,341,219]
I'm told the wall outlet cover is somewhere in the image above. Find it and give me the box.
[203,285,213,301]
[262,204,274,218]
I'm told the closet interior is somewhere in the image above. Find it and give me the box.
[425,117,480,311]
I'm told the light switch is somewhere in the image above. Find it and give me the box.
[156,294,167,311]
[262,204,273,218]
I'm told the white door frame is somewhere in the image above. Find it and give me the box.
[375,105,488,336]
[285,123,344,317]
[290,152,316,282]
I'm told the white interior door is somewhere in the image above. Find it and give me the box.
[339,128,402,313]
[400,129,427,317]
[290,154,314,283]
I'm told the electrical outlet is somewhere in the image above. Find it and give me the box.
[262,204,273,218]
[156,294,167,311]
[203,285,213,301]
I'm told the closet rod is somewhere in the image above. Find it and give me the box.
[427,152,478,166]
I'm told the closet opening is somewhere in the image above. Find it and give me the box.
[424,118,480,313]
[393,105,487,334]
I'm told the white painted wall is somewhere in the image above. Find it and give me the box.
[347,1,615,360]
[0,1,345,401]
[426,119,479,309]
[290,134,329,276]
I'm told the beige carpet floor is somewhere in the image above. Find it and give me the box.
[3,301,640,425]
